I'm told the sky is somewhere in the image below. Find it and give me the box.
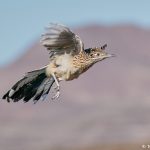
[1,0,150,67]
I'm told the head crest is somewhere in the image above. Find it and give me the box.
[101,44,107,50]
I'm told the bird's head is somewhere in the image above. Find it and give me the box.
[84,44,115,63]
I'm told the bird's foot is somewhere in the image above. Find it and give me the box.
[52,86,60,100]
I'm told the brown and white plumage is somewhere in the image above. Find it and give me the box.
[2,23,114,103]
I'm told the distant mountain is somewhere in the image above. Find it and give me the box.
[1,25,150,150]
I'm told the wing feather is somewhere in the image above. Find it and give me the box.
[40,23,84,56]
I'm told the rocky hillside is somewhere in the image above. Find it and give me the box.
[1,24,150,150]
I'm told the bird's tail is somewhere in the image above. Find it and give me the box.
[2,67,54,103]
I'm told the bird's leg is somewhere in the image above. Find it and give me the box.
[51,73,60,99]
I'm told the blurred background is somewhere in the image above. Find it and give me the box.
[1,0,150,149]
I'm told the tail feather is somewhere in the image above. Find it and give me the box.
[33,77,54,103]
[2,68,55,103]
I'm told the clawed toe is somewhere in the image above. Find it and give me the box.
[52,86,60,100]
[52,91,60,100]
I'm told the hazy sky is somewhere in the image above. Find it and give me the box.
[1,0,150,66]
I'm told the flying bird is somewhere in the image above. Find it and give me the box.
[3,23,114,103]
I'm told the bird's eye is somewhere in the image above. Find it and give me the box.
[97,53,100,56]
[90,54,93,57]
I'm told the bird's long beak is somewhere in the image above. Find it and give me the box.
[106,53,116,58]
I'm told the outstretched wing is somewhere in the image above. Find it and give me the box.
[40,23,84,56]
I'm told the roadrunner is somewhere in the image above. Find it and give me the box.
[3,23,114,103]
